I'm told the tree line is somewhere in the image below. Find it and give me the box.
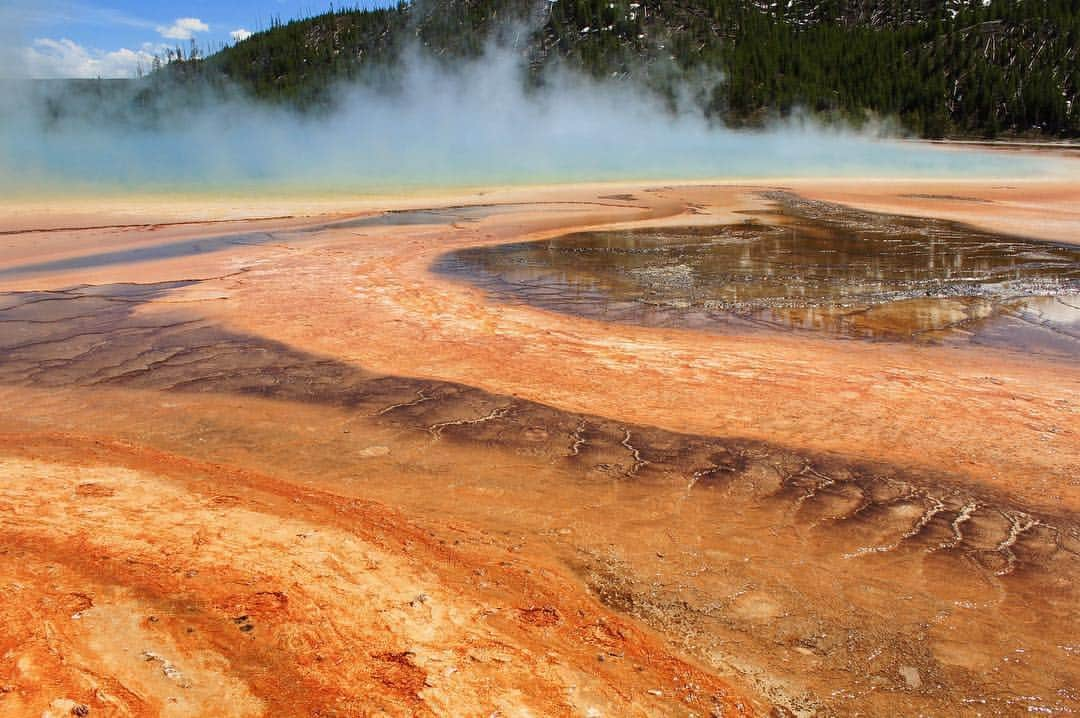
[136,0,1080,138]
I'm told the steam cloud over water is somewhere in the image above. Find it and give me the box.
[0,44,1065,195]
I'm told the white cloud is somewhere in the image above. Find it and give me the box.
[230,28,252,42]
[22,37,156,78]
[157,17,209,41]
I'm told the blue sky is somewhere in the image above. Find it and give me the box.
[4,0,393,78]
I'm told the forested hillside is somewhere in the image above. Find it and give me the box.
[103,0,1080,138]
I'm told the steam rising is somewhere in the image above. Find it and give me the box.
[0,39,1065,196]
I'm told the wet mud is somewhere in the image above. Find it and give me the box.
[0,234,280,278]
[1,278,1078,715]
[318,203,575,230]
[0,201,636,280]
[436,192,1080,355]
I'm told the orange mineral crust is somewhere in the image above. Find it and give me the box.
[1,178,1077,716]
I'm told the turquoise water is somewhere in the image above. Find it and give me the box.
[3,123,1065,195]
[3,57,1073,195]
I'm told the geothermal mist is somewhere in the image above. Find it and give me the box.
[0,44,1060,195]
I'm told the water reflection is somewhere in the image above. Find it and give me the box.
[436,194,1080,356]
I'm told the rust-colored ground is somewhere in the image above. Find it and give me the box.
[0,433,750,717]
[1,176,1077,716]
